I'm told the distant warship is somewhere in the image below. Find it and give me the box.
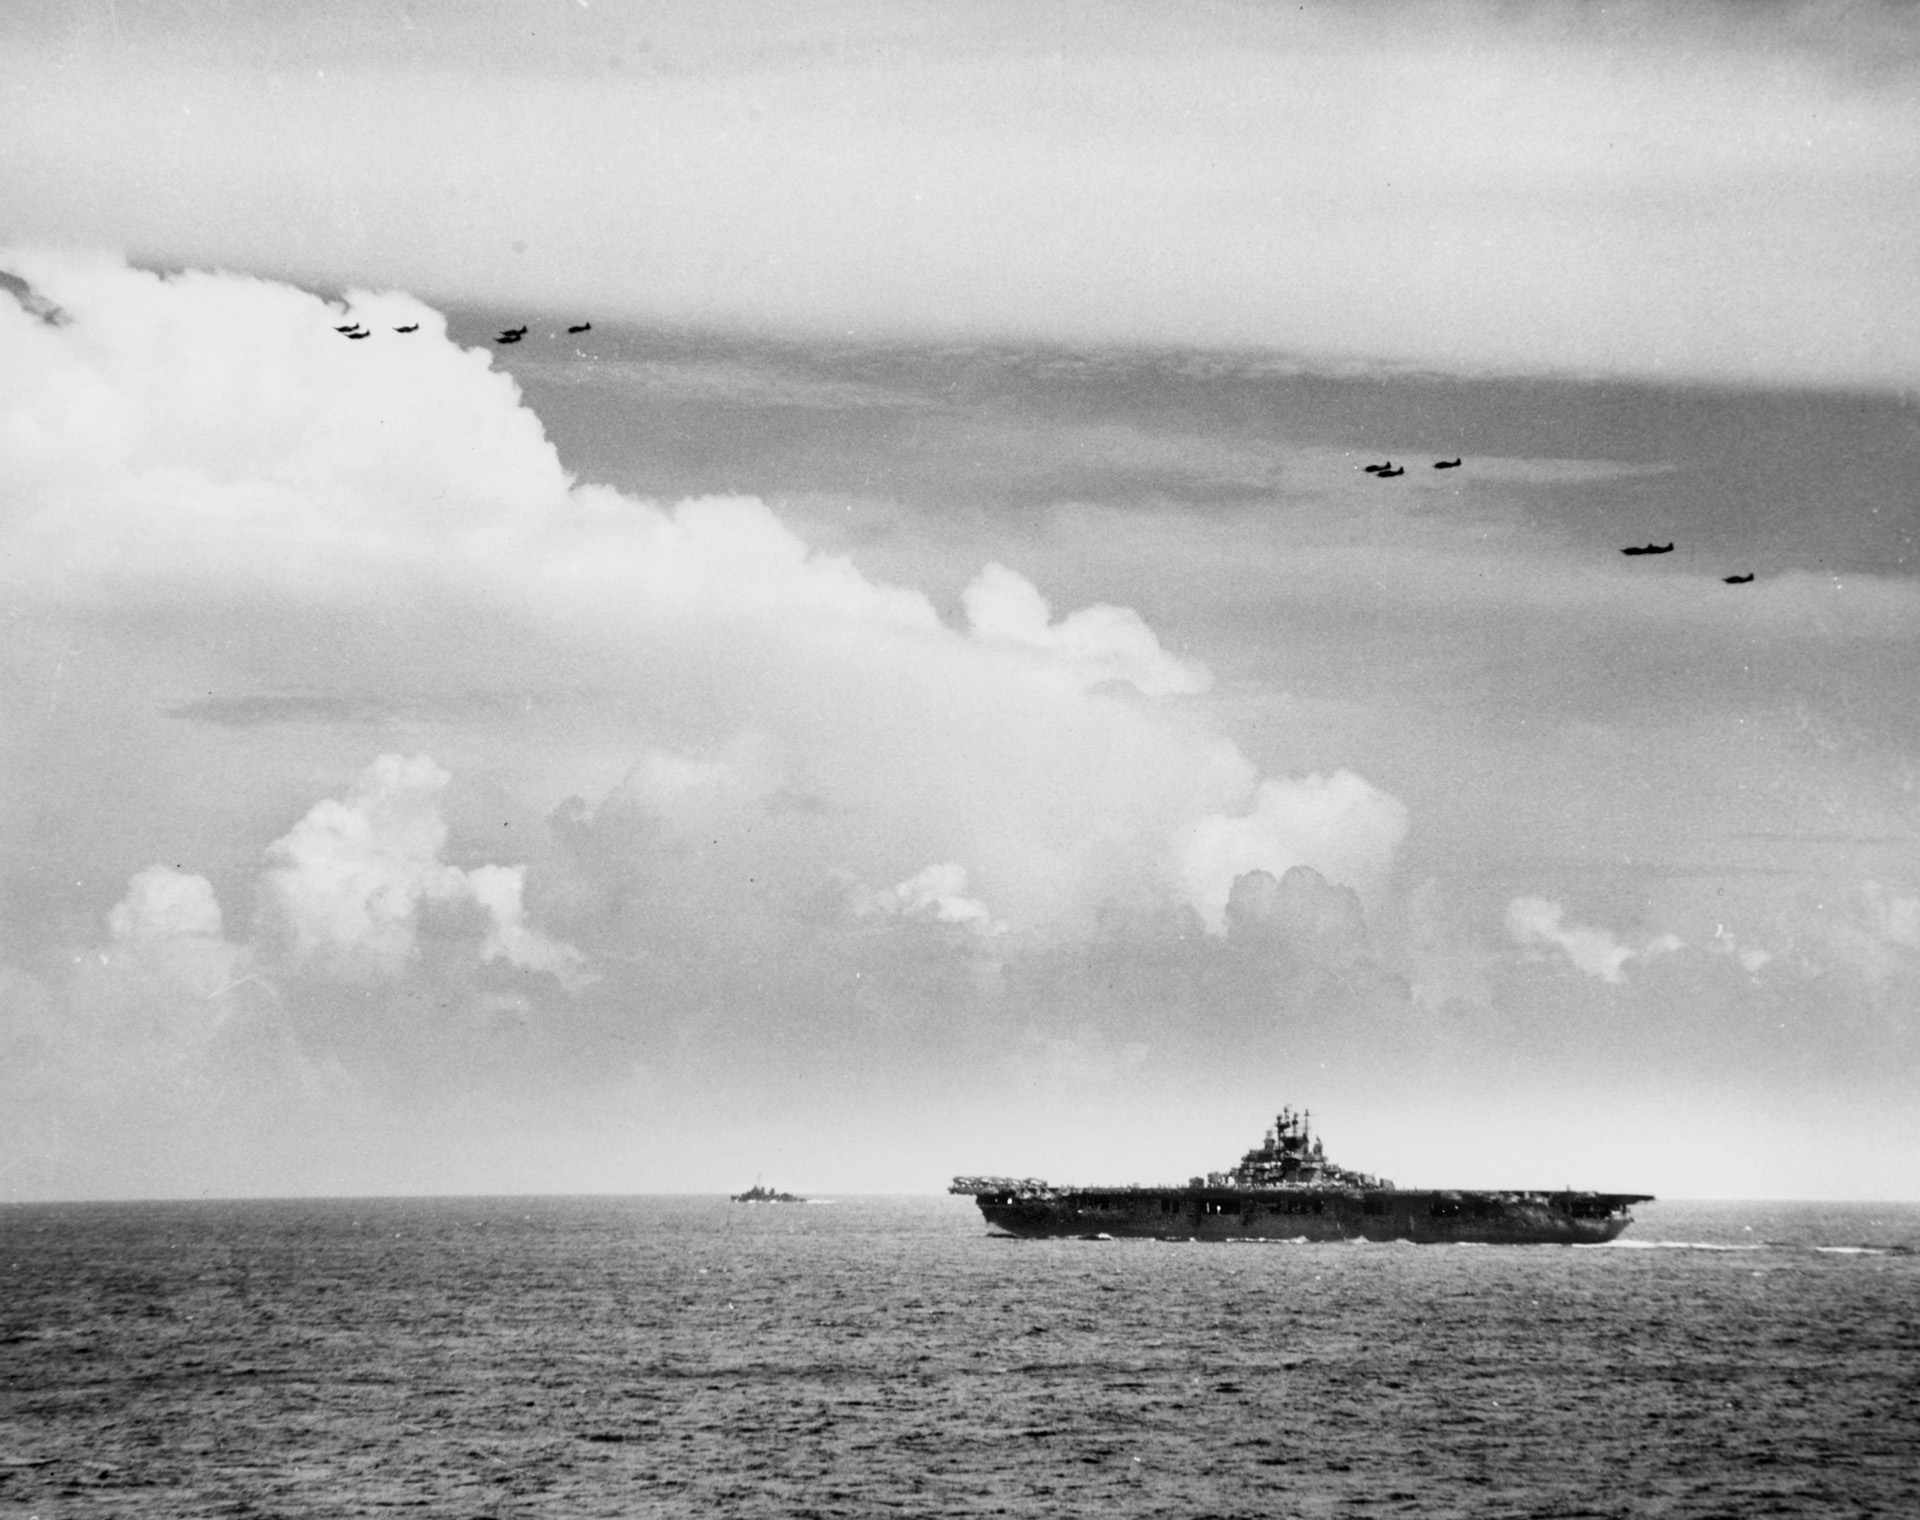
[951,1106,1650,1244]
[731,1183,806,1204]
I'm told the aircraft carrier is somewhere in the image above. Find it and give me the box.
[951,1106,1650,1244]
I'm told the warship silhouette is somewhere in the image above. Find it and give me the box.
[731,1183,806,1203]
[951,1106,1650,1244]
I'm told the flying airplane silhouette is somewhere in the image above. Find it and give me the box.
[1621,543,1674,556]
[1363,462,1390,474]
[496,326,528,343]
[334,324,363,334]
[394,323,419,333]
[568,322,592,334]
[346,331,370,340]
[1434,458,1462,469]
[1722,573,1754,584]
[1377,466,1406,478]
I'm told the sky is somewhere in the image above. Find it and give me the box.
[1,1,1916,1201]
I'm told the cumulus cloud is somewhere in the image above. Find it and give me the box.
[463,864,591,986]
[609,734,791,830]
[0,861,342,1198]
[109,865,225,943]
[1224,866,1372,969]
[856,862,1006,936]
[0,252,562,604]
[1505,896,1683,984]
[1710,922,1774,976]
[1177,771,1409,934]
[0,751,611,1198]
[260,754,583,984]
[962,561,1209,697]
[94,866,252,1027]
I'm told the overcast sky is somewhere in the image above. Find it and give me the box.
[2,1,1916,1201]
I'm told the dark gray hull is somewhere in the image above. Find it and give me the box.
[975,1186,1646,1245]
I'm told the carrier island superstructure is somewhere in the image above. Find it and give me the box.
[951,1106,1650,1244]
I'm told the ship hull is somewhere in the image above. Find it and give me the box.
[975,1187,1643,1245]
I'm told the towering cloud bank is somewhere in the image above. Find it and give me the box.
[0,252,1422,1195]
[0,251,1405,933]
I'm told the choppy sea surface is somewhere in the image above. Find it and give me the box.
[2,1197,1915,1519]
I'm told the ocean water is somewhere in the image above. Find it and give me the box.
[2,1197,1915,1519]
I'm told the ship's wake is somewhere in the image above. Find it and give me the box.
[1581,1238,1907,1256]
